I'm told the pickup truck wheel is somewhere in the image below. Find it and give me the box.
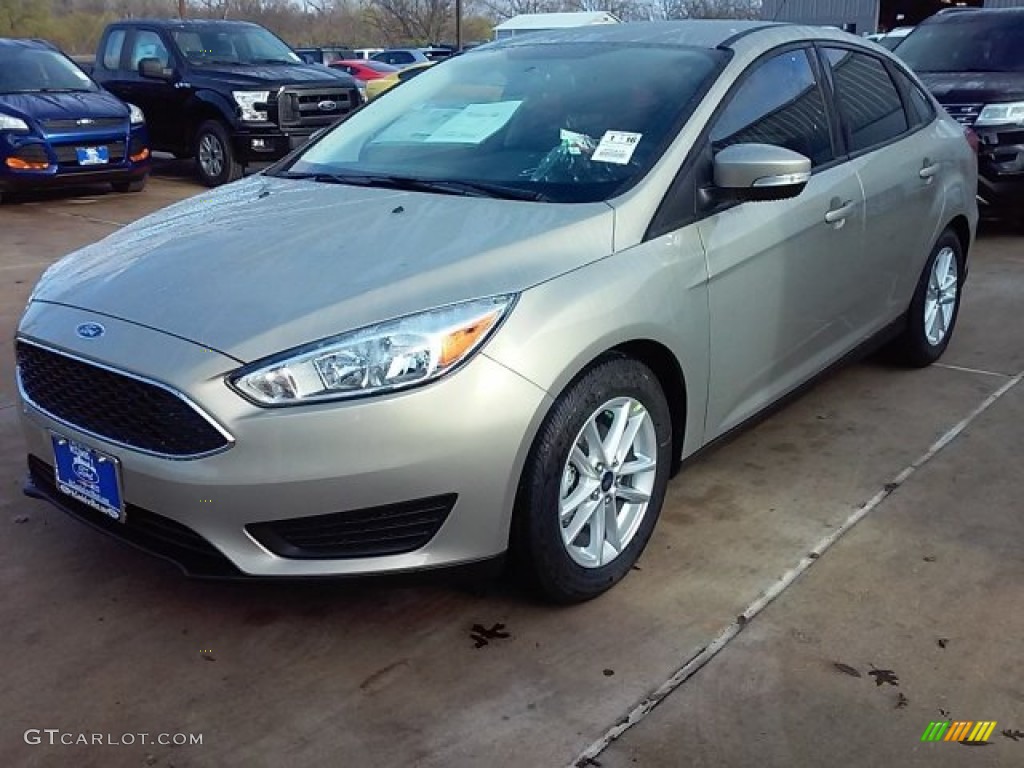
[195,120,242,187]
[111,175,147,194]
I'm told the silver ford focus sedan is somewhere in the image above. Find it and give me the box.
[16,21,977,602]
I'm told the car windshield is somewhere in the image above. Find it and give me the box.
[896,17,1024,72]
[277,43,725,203]
[0,47,97,93]
[172,25,301,66]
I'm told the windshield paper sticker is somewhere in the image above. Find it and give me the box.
[591,131,643,165]
[374,106,464,143]
[425,101,523,144]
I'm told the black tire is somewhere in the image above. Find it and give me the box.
[889,229,965,367]
[194,120,243,187]
[512,355,673,603]
[110,175,147,194]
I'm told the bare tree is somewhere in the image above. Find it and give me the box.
[364,0,454,44]
[657,0,761,20]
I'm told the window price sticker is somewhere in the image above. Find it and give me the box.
[591,131,643,165]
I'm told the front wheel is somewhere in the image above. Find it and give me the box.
[512,356,672,603]
[194,120,243,187]
[889,229,965,367]
[110,175,147,194]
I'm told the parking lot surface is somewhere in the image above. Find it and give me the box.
[1,172,1022,767]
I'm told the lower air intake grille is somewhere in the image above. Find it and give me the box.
[246,494,457,559]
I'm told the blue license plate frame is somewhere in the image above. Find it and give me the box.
[76,145,109,165]
[51,433,125,523]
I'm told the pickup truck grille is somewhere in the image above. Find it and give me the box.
[943,103,984,127]
[276,86,358,130]
[42,117,126,133]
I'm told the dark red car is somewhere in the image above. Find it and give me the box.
[329,59,399,81]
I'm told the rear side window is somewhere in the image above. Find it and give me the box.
[823,48,909,153]
[891,67,935,127]
[711,48,834,168]
[102,29,126,70]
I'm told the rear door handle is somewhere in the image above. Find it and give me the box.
[824,200,856,225]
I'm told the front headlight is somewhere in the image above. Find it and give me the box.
[0,113,30,132]
[975,101,1024,128]
[127,103,146,126]
[232,90,270,122]
[230,296,516,406]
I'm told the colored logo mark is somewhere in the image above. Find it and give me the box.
[921,721,997,743]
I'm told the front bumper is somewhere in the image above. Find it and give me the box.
[17,303,550,578]
[974,124,1024,210]
[0,128,149,194]
[230,128,315,163]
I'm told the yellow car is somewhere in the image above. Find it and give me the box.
[365,62,434,101]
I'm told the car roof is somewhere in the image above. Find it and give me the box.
[926,7,1024,23]
[0,37,59,51]
[111,18,262,28]
[483,20,879,53]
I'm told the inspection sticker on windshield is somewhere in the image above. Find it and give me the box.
[592,131,642,165]
[426,101,522,144]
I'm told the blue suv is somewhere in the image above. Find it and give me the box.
[0,38,150,204]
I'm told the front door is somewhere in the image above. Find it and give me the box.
[698,47,866,438]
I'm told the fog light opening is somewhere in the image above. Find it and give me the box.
[6,157,50,171]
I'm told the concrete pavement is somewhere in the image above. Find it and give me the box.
[0,175,1021,768]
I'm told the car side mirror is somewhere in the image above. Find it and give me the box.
[139,57,174,81]
[712,143,811,202]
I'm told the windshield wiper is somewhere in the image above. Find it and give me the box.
[251,58,297,65]
[280,172,548,201]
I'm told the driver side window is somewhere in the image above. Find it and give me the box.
[711,48,834,169]
[129,30,170,70]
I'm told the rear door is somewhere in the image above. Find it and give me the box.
[697,46,867,438]
[818,46,946,327]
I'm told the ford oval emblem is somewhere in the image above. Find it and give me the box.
[72,457,99,485]
[76,322,105,339]
[317,100,337,112]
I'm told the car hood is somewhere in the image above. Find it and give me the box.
[190,63,354,88]
[30,175,614,363]
[915,72,1024,104]
[0,90,128,124]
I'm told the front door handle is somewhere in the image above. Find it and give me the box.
[824,200,856,225]
[919,162,940,180]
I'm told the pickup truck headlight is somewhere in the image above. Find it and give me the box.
[0,113,30,132]
[127,103,146,126]
[975,102,1024,128]
[230,296,515,406]
[232,90,270,122]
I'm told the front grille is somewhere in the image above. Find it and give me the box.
[27,455,240,578]
[943,103,985,126]
[53,140,126,167]
[276,86,358,129]
[246,494,457,559]
[42,117,126,132]
[16,341,230,458]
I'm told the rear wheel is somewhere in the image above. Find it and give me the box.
[194,120,243,187]
[513,356,672,603]
[889,229,964,367]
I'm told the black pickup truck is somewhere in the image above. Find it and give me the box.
[90,19,361,186]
